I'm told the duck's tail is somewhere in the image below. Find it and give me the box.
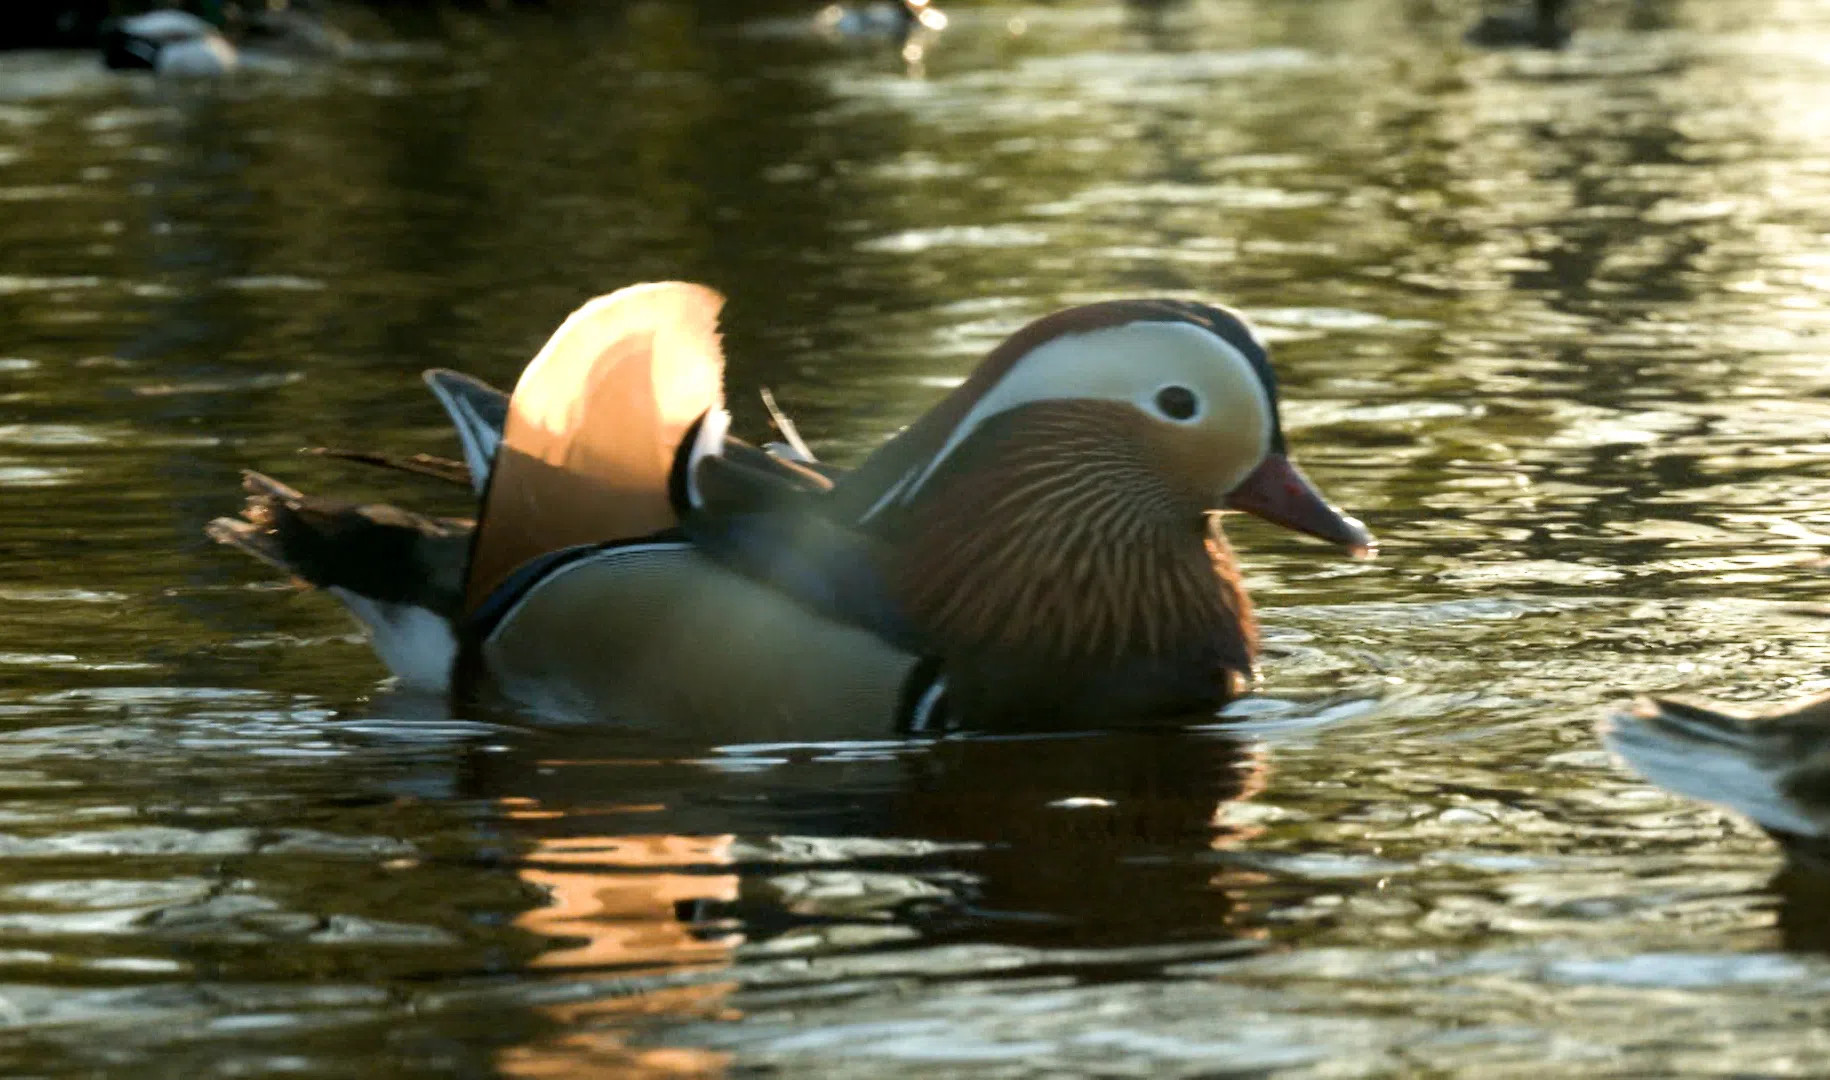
[423,369,508,493]
[1601,697,1828,839]
[207,473,470,692]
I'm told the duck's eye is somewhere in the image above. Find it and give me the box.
[1154,385,1201,422]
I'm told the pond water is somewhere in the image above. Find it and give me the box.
[3,0,1830,1074]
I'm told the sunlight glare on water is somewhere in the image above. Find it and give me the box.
[2,0,1830,1075]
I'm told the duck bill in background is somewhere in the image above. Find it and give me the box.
[1223,453,1376,559]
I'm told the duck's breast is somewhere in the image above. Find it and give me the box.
[473,541,918,740]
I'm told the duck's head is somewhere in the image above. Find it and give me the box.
[831,299,1373,715]
[838,298,1374,558]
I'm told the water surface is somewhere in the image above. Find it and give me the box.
[3,0,1830,1075]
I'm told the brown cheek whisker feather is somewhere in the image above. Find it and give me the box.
[890,400,1256,680]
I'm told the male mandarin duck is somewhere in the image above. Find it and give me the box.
[209,282,1374,734]
[1604,696,1830,869]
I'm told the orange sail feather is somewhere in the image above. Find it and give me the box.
[465,282,726,611]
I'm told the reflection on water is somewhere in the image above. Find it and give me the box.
[468,727,1272,1076]
[3,0,1830,1074]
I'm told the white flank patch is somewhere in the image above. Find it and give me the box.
[329,588,457,693]
[905,676,949,734]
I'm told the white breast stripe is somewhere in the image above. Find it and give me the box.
[906,676,950,734]
[684,408,732,511]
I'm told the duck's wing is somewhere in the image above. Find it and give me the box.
[691,436,832,511]
[455,282,909,645]
[206,472,470,692]
[1602,696,1830,839]
[681,508,914,650]
[466,282,727,611]
[676,426,913,647]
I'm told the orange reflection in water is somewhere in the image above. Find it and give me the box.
[521,832,741,972]
[497,989,734,1079]
[497,801,743,1079]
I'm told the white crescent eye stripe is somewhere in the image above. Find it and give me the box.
[857,319,1275,520]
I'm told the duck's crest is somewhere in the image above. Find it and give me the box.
[465,282,726,610]
[829,298,1282,529]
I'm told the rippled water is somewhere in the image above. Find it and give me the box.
[3,0,1830,1074]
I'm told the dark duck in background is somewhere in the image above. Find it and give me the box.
[1606,695,1830,875]
[1605,693,1830,952]
[100,1,346,75]
[209,283,1374,736]
[1466,0,1572,49]
[815,0,947,39]
[100,9,238,73]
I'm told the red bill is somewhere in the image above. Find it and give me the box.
[1224,453,1376,559]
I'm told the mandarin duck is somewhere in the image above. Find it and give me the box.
[102,10,239,75]
[1605,695,1830,870]
[208,282,1373,735]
